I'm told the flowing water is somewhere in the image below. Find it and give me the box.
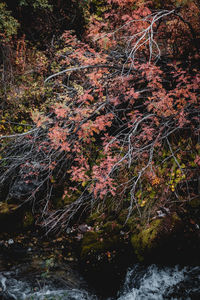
[1,264,200,300]
[117,264,200,300]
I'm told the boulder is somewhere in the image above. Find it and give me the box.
[80,221,134,297]
[0,202,34,232]
[131,212,200,264]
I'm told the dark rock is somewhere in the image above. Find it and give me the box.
[0,202,34,233]
[0,203,21,233]
[131,212,200,264]
[80,222,135,297]
[9,179,40,200]
[8,163,44,201]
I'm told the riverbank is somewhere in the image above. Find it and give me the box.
[1,197,200,298]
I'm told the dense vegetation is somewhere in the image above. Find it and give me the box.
[0,0,199,233]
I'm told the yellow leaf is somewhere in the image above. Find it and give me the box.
[140,200,147,207]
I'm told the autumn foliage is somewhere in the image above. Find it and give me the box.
[0,0,199,230]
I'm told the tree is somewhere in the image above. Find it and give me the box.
[0,0,199,231]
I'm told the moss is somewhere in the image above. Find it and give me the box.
[127,216,139,231]
[81,231,103,258]
[130,212,183,261]
[102,221,122,234]
[0,202,18,216]
[171,212,181,223]
[81,224,122,259]
[189,198,200,208]
[117,209,128,224]
[86,212,105,226]
[131,219,162,261]
[23,211,34,228]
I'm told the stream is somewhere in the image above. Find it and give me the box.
[1,264,200,300]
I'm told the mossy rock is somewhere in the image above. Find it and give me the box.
[81,231,102,258]
[131,219,162,261]
[102,221,122,235]
[81,229,120,259]
[80,226,135,296]
[131,213,182,262]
